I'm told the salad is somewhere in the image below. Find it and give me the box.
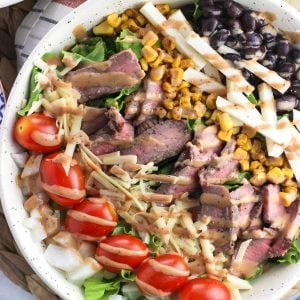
[12,1,300,300]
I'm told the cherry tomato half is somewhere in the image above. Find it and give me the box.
[65,198,118,240]
[95,234,149,273]
[176,277,231,300]
[136,253,189,297]
[40,152,85,206]
[14,113,63,153]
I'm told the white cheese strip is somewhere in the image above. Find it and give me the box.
[258,83,284,157]
[168,9,193,38]
[203,62,222,83]
[293,109,300,131]
[186,32,254,94]
[243,60,290,94]
[183,67,226,96]
[216,96,292,147]
[226,274,252,290]
[140,3,206,69]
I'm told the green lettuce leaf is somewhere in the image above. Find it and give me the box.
[120,270,135,282]
[276,239,300,264]
[224,171,251,191]
[193,3,202,21]
[83,278,120,300]
[116,29,142,59]
[111,220,138,237]
[246,93,258,105]
[149,234,162,252]
[246,265,264,281]
[18,67,42,116]
[187,118,203,132]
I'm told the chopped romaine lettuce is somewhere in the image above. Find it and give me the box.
[84,277,120,300]
[116,29,142,59]
[120,270,135,282]
[276,239,300,264]
[149,234,162,252]
[122,283,145,300]
[224,171,251,191]
[187,118,203,132]
[111,220,138,237]
[246,93,258,105]
[18,67,42,116]
[193,3,202,21]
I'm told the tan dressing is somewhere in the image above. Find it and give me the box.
[148,259,189,277]
[46,105,85,117]
[42,183,85,200]
[282,30,300,45]
[231,260,258,278]
[44,55,63,67]
[47,153,77,167]
[99,243,148,257]
[258,11,277,23]
[162,19,189,31]
[95,255,133,270]
[72,24,88,41]
[68,210,117,227]
[135,277,169,297]
[31,131,62,147]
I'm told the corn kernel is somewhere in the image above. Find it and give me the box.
[251,139,262,153]
[149,50,164,68]
[169,68,184,87]
[120,14,128,23]
[163,99,175,110]
[156,4,171,15]
[234,148,249,161]
[280,187,297,206]
[191,86,201,94]
[166,111,172,119]
[180,87,190,96]
[172,54,182,68]
[172,106,183,120]
[219,113,234,131]
[237,134,248,147]
[240,160,250,171]
[165,92,177,99]
[232,127,241,135]
[218,129,233,142]
[139,58,148,71]
[206,94,217,110]
[136,13,146,26]
[251,151,266,163]
[265,156,284,167]
[162,36,176,51]
[155,107,167,119]
[210,110,221,122]
[191,92,202,102]
[163,82,176,93]
[142,30,159,46]
[93,21,114,35]
[267,167,285,184]
[194,102,206,118]
[250,161,261,172]
[179,96,191,109]
[150,65,165,81]
[242,125,257,138]
[250,172,267,187]
[180,58,195,69]
[163,53,174,64]
[204,110,212,119]
[282,168,294,180]
[283,179,298,187]
[142,46,158,63]
[107,13,122,28]
[121,19,139,31]
[178,81,190,90]
[125,8,138,18]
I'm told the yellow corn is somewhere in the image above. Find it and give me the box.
[232,127,241,135]
[218,129,233,142]
[251,139,262,153]
[237,134,252,151]
[156,4,171,15]
[282,168,294,180]
[155,107,167,119]
[234,148,249,161]
[139,58,148,71]
[169,68,184,87]
[163,82,176,93]
[251,151,266,163]
[250,161,262,172]
[267,167,285,184]
[204,110,212,119]
[142,46,158,63]
[265,156,284,167]
[150,65,166,81]
[191,92,202,102]
[125,8,138,18]
[163,99,175,110]
[219,113,234,131]
[250,172,267,187]
[165,92,177,99]
[162,36,176,51]
[163,53,174,64]
[149,49,164,68]
[107,13,122,28]
[178,81,190,90]
[191,86,201,94]
[179,96,191,109]
[210,110,222,122]
[136,13,146,26]
[93,21,114,35]
[120,19,139,31]
[142,30,159,46]
[120,14,128,23]
[242,125,257,138]
[283,179,297,187]
[172,54,182,68]
[180,58,195,69]
[180,87,190,97]
[240,160,250,171]
[280,187,298,206]
[194,102,206,118]
[172,107,183,120]
[206,94,217,110]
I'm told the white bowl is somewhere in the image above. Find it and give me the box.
[1,0,300,299]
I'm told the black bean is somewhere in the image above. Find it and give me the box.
[223,53,241,62]
[265,37,277,51]
[225,36,243,50]
[228,19,243,36]
[277,62,296,79]
[261,51,277,70]
[276,95,298,112]
[241,11,257,32]
[224,1,244,18]
[256,14,266,28]
[210,29,230,49]
[260,24,277,40]
[237,33,247,44]
[245,32,263,47]
[202,18,219,36]
[288,84,300,98]
[292,49,300,64]
[180,4,196,20]
[203,6,222,18]
[276,39,291,58]
[198,0,214,6]
[241,46,264,60]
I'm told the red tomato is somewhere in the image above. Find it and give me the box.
[14,113,63,153]
[40,152,85,206]
[95,234,149,273]
[65,198,118,241]
[176,277,231,300]
[136,253,189,297]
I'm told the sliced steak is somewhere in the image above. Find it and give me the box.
[263,184,286,227]
[121,120,191,164]
[247,201,264,231]
[136,117,159,135]
[230,184,258,205]
[89,107,134,155]
[269,200,300,258]
[68,49,145,103]
[124,91,145,120]
[82,106,108,135]
[231,239,272,278]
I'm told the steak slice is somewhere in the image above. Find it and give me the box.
[268,200,300,258]
[121,120,191,164]
[89,107,134,155]
[82,106,108,135]
[124,91,145,120]
[68,49,145,103]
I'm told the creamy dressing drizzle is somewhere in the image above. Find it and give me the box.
[41,183,85,200]
[99,243,148,257]
[95,255,133,270]
[135,277,169,297]
[148,259,189,277]
[31,131,62,147]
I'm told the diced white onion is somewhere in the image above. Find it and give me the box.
[11,152,29,168]
[168,9,192,38]
[235,239,252,262]
[21,154,43,178]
